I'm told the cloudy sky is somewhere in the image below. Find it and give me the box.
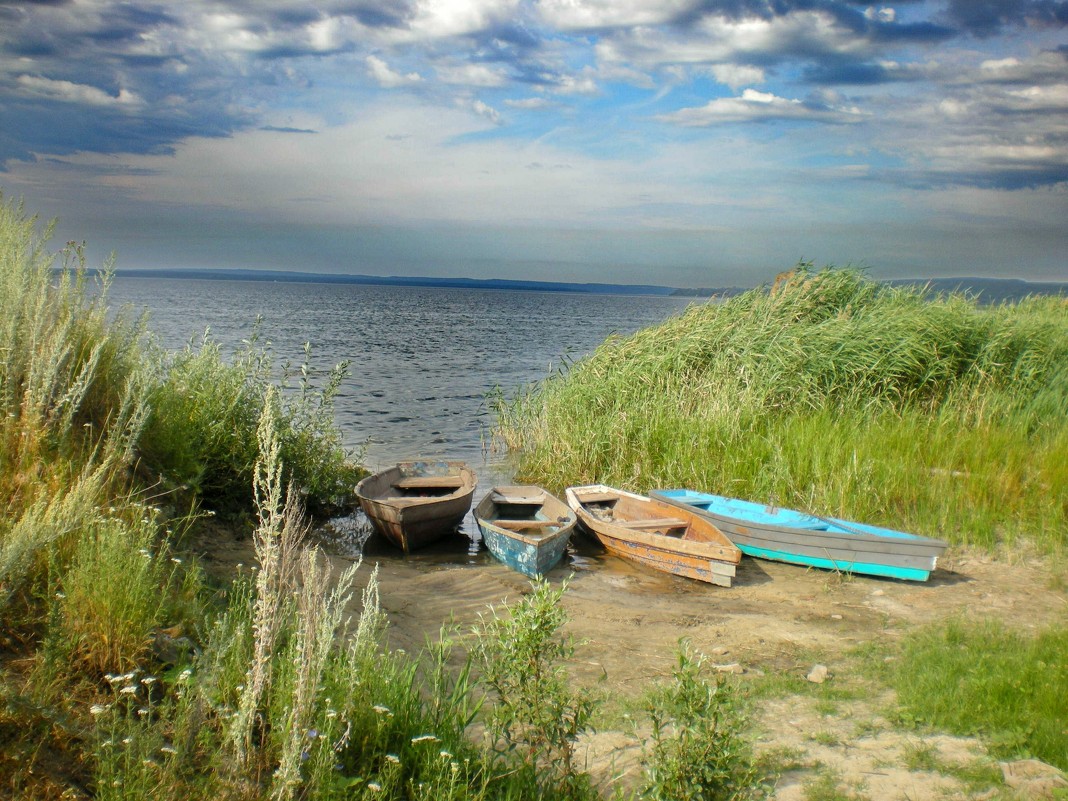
[1,0,1066,287]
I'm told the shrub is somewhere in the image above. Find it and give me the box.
[472,579,597,801]
[639,643,767,801]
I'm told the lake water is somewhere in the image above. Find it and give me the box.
[109,276,694,501]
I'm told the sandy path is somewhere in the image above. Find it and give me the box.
[194,520,1067,800]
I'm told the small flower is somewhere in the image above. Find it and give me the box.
[137,707,150,717]
[171,557,183,565]
[306,729,319,739]
[178,668,193,682]
[411,734,438,744]
[439,750,453,760]
[89,704,109,716]
[372,704,392,716]
[55,591,65,600]
[160,745,177,755]
[141,676,157,686]
[325,709,337,719]
[119,685,138,695]
[385,753,400,764]
[366,782,382,792]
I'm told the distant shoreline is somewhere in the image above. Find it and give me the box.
[98,267,1067,303]
[103,267,738,298]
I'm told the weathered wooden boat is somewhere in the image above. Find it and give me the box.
[564,485,741,587]
[650,489,948,581]
[355,460,477,552]
[473,486,577,578]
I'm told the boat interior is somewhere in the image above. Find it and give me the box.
[388,474,464,498]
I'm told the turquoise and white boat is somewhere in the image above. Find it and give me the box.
[474,486,576,578]
[650,489,948,581]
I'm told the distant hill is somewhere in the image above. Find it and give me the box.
[889,277,1068,304]
[101,267,1066,303]
[107,267,745,297]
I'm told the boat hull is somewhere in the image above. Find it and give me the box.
[475,486,576,578]
[650,489,948,581]
[355,461,476,552]
[565,485,740,587]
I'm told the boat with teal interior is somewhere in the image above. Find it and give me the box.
[650,489,948,581]
[473,485,576,578]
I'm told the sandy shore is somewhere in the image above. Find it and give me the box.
[193,517,1067,800]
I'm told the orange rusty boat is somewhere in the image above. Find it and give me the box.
[564,484,741,587]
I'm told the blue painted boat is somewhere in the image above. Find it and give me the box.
[649,489,948,581]
[474,486,577,578]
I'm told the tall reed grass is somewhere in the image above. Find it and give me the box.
[495,266,1068,549]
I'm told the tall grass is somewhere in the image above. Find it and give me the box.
[495,266,1068,549]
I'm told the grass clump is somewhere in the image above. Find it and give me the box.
[495,264,1068,550]
[473,578,598,800]
[639,643,767,801]
[888,618,1068,771]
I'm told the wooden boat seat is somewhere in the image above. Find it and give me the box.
[490,492,544,505]
[392,475,464,490]
[576,491,618,503]
[616,518,689,530]
[492,518,564,530]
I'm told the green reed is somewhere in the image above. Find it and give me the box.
[495,266,1068,549]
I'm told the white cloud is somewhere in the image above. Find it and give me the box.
[504,97,553,109]
[407,0,522,39]
[657,89,865,126]
[435,63,508,87]
[706,63,766,90]
[16,75,142,107]
[863,7,896,23]
[537,0,696,30]
[469,99,502,124]
[551,68,600,95]
[592,9,866,78]
[366,56,423,88]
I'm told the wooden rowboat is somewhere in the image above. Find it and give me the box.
[650,489,948,581]
[473,485,577,578]
[355,460,477,553]
[564,485,741,587]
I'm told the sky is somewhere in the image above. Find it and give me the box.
[1,0,1067,288]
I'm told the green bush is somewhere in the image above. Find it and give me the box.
[639,643,767,801]
[472,579,598,801]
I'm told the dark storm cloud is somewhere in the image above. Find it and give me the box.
[335,0,417,29]
[944,0,1068,36]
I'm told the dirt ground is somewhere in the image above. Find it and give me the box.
[194,516,1068,801]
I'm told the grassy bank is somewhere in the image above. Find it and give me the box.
[495,266,1068,551]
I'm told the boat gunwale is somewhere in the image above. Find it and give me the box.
[650,489,948,556]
